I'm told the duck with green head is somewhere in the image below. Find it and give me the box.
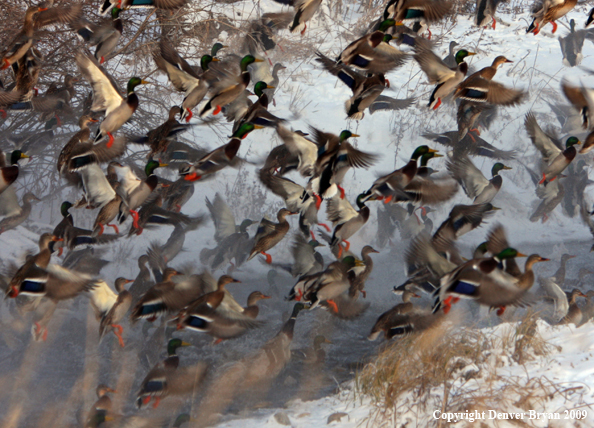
[153,39,225,122]
[310,128,376,201]
[414,38,476,110]
[416,151,443,178]
[180,123,263,182]
[199,55,263,117]
[86,64,147,147]
[0,150,29,195]
[447,154,511,204]
[86,6,123,65]
[136,338,192,409]
[436,247,529,314]
[365,145,438,203]
[540,136,581,185]
[118,159,167,229]
[233,80,283,132]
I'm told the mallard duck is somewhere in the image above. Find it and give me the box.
[416,152,442,178]
[130,268,202,322]
[398,232,459,293]
[560,80,594,130]
[527,0,577,35]
[347,245,378,298]
[366,146,456,205]
[289,256,364,312]
[292,335,332,364]
[368,289,420,340]
[6,233,95,305]
[336,20,407,75]
[414,39,475,109]
[117,159,167,229]
[179,123,262,182]
[248,208,296,264]
[243,12,292,54]
[559,20,586,67]
[309,128,376,199]
[243,291,271,319]
[199,55,263,117]
[65,134,127,174]
[236,303,307,390]
[456,101,497,141]
[1,3,82,69]
[432,203,498,241]
[275,125,317,177]
[153,39,225,122]
[89,278,133,347]
[232,81,283,131]
[551,253,575,284]
[130,106,191,157]
[436,247,533,314]
[475,0,504,28]
[57,115,98,174]
[389,0,452,27]
[92,189,122,236]
[559,289,587,325]
[422,130,516,160]
[525,164,564,223]
[11,47,41,102]
[200,193,255,270]
[0,150,29,195]
[136,339,206,409]
[127,196,200,236]
[259,170,326,240]
[524,112,581,185]
[326,193,370,255]
[176,274,263,341]
[316,52,387,120]
[84,384,116,428]
[447,154,511,204]
[455,56,525,105]
[74,7,123,64]
[101,0,188,15]
[289,234,325,277]
[0,192,40,234]
[76,50,147,146]
[364,145,432,203]
[129,255,152,303]
[279,0,322,35]
[52,201,119,253]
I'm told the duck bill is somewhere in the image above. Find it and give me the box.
[211,58,220,62]
[502,166,512,170]
[140,79,149,85]
[180,341,192,347]
[261,295,272,299]
[51,236,64,242]
[505,59,513,63]
[158,163,169,167]
[266,85,276,89]
[253,125,265,129]
[539,257,550,262]
[432,153,444,158]
[20,153,30,159]
[254,58,265,63]
[351,133,360,138]
[467,52,477,56]
[516,252,528,258]
[427,148,439,153]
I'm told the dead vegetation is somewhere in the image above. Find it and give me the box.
[354,312,573,427]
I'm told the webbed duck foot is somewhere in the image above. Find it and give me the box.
[130,210,140,229]
[261,251,272,264]
[107,224,119,234]
[496,306,506,316]
[337,184,345,199]
[152,397,161,409]
[326,299,338,313]
[185,109,193,123]
[319,222,331,232]
[112,324,125,347]
[106,132,114,148]
[343,240,350,252]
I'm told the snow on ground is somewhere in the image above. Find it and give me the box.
[214,321,594,428]
[3,0,594,426]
